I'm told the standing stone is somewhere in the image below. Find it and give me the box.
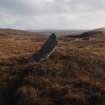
[31,33,58,62]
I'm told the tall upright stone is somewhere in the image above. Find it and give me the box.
[31,33,58,62]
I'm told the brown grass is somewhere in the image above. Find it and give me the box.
[0,29,105,105]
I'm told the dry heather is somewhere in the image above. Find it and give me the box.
[0,30,105,105]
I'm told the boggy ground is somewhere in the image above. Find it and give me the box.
[0,33,105,105]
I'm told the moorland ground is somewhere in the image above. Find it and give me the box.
[0,29,105,105]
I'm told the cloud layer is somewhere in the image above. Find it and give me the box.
[0,0,105,30]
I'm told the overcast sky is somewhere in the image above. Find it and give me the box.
[0,0,105,30]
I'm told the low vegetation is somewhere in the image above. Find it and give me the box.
[0,29,105,105]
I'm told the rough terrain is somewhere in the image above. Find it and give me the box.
[0,29,105,105]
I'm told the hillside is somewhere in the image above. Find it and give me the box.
[66,30,105,41]
[0,29,105,105]
[94,27,105,32]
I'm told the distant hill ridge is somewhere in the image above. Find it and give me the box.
[0,28,36,36]
[94,27,105,32]
[66,28,105,40]
[0,27,105,37]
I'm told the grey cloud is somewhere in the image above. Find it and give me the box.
[1,0,105,15]
[0,0,105,29]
